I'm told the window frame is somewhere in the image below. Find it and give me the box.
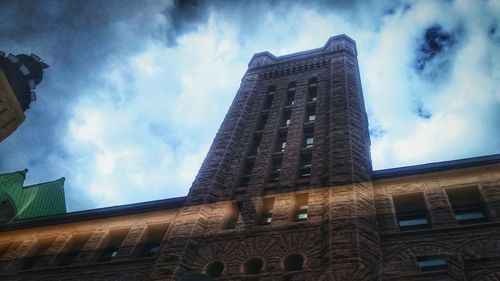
[392,192,431,231]
[446,186,488,225]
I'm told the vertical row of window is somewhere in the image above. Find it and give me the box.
[297,78,317,183]
[392,186,488,231]
[246,86,274,185]
[240,78,318,189]
[0,224,169,270]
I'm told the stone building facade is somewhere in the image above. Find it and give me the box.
[0,52,48,142]
[0,35,499,281]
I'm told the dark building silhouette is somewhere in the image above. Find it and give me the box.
[0,35,499,281]
[0,52,49,142]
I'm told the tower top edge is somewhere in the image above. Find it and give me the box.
[248,34,356,68]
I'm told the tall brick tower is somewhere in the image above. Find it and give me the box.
[151,35,380,281]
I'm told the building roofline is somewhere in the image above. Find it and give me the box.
[21,177,65,189]
[3,154,499,231]
[372,154,500,180]
[248,34,356,67]
[0,196,186,232]
[270,34,356,60]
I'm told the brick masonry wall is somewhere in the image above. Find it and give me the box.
[0,209,176,280]
[150,35,381,280]
[375,164,500,281]
[1,259,154,281]
[0,165,499,280]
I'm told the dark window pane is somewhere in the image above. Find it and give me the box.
[393,193,430,230]
[207,261,224,278]
[285,254,304,271]
[417,257,448,271]
[245,258,263,274]
[446,187,488,224]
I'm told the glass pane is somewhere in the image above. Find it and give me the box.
[418,258,447,268]
[297,212,308,220]
[306,137,314,146]
[399,218,428,227]
[456,210,485,221]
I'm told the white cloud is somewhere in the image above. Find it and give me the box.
[62,13,247,209]
[48,0,499,209]
[364,0,500,168]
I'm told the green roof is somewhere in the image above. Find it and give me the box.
[0,170,66,221]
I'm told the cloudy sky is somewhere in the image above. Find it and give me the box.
[0,0,499,211]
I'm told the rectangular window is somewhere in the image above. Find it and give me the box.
[264,86,275,109]
[295,193,309,221]
[286,91,295,106]
[135,224,169,258]
[249,134,262,156]
[306,107,316,122]
[243,159,255,176]
[276,132,287,152]
[0,242,14,261]
[308,77,317,87]
[225,202,242,229]
[299,153,312,179]
[308,78,318,102]
[240,159,255,187]
[268,156,282,184]
[286,82,296,106]
[0,242,15,265]
[264,95,273,109]
[97,229,129,262]
[57,233,91,266]
[417,256,448,271]
[393,193,430,230]
[281,109,292,127]
[447,187,488,224]
[303,129,314,148]
[257,113,268,131]
[22,237,56,269]
[260,197,275,225]
[240,175,250,187]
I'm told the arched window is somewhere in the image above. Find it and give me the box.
[244,257,264,275]
[0,198,16,223]
[284,254,304,271]
[206,261,224,278]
